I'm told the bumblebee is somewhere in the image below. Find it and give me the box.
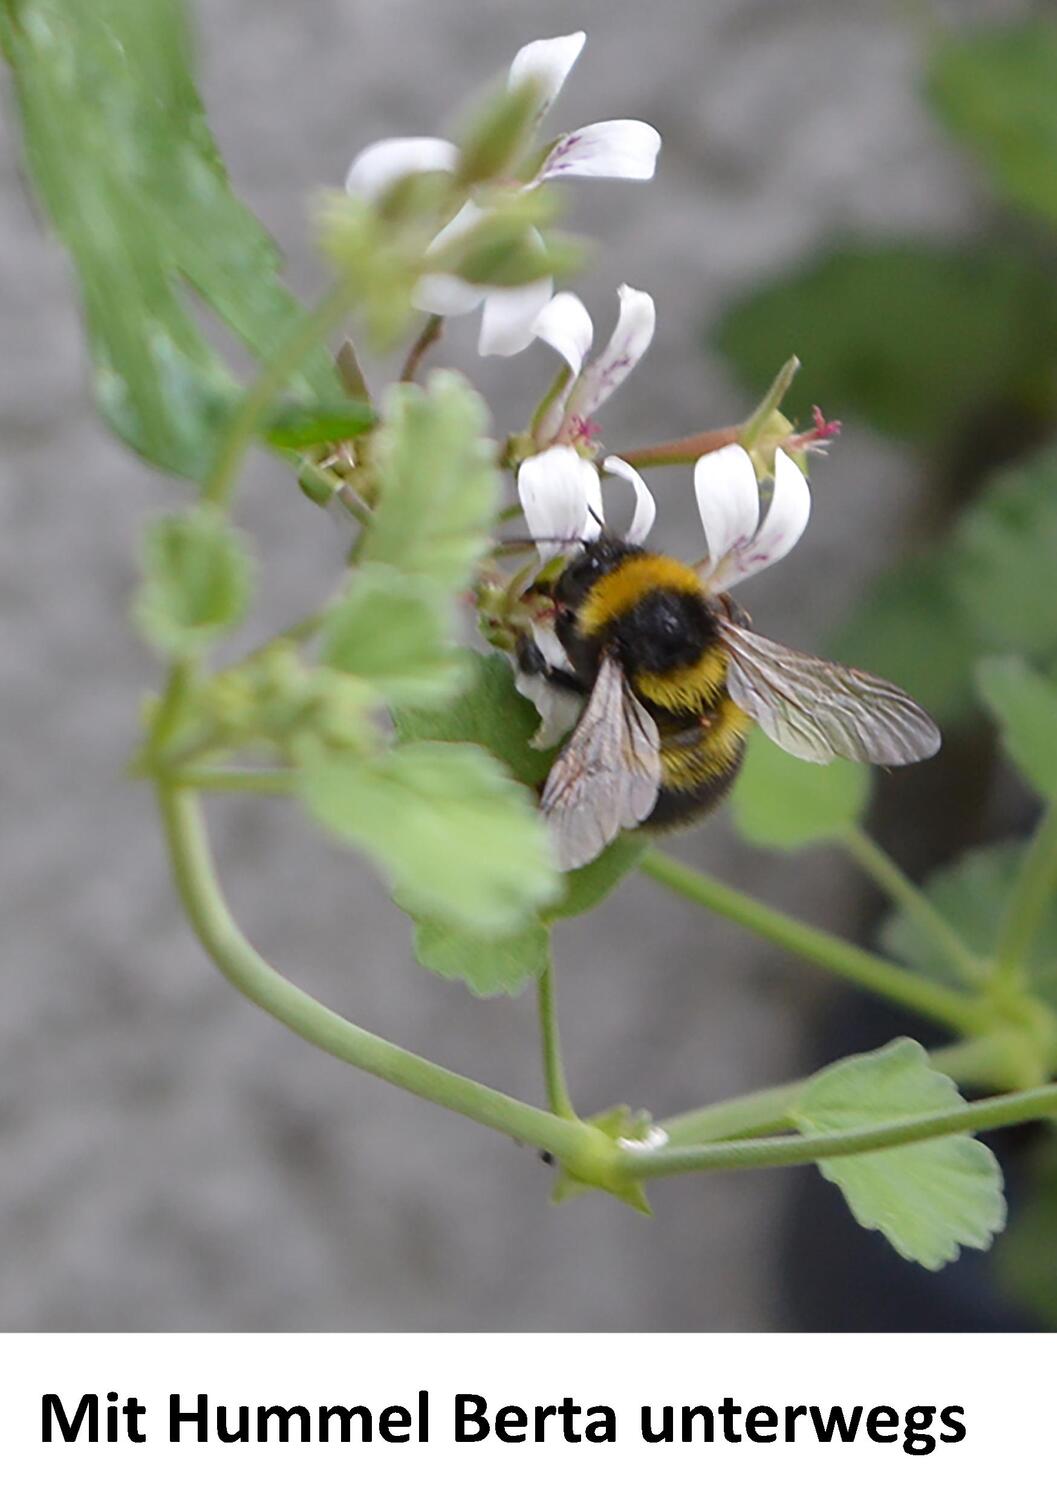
[518,535,941,872]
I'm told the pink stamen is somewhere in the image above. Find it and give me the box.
[565,414,603,444]
[811,405,842,442]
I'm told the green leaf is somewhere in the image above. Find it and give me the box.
[298,740,560,935]
[546,836,646,921]
[263,400,376,452]
[928,21,1057,229]
[729,729,869,849]
[135,511,252,655]
[949,450,1057,661]
[0,0,343,479]
[320,565,465,709]
[977,657,1057,801]
[394,650,553,786]
[412,916,548,997]
[880,840,1057,1000]
[363,372,499,597]
[715,244,1057,442]
[793,1039,1006,1271]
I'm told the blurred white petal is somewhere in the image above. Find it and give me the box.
[694,444,760,582]
[602,456,656,545]
[507,32,586,120]
[571,284,655,417]
[538,120,661,181]
[413,273,486,317]
[345,136,458,200]
[478,278,554,356]
[515,668,583,748]
[721,449,811,587]
[530,619,573,672]
[518,447,603,561]
[533,292,594,378]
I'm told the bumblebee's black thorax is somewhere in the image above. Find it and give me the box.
[553,539,719,686]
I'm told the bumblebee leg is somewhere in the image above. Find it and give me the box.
[515,636,586,695]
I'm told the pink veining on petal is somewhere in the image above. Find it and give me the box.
[564,415,603,444]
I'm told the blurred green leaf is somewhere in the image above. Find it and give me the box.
[793,1039,1006,1271]
[995,1140,1057,1328]
[136,510,252,656]
[0,0,342,478]
[977,657,1057,801]
[456,79,542,186]
[299,740,560,936]
[364,372,499,598]
[412,916,549,997]
[394,651,552,786]
[320,564,466,709]
[263,400,376,451]
[881,840,1057,1000]
[716,244,1057,442]
[928,20,1057,229]
[949,450,1057,659]
[730,729,869,849]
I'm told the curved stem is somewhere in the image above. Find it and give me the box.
[157,781,591,1163]
[174,768,296,796]
[621,1082,1057,1182]
[399,315,444,383]
[537,950,575,1119]
[842,826,983,986]
[994,805,1057,985]
[202,280,358,511]
[639,848,983,1036]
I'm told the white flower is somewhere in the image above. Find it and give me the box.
[532,283,656,443]
[345,32,661,357]
[693,443,811,591]
[511,440,812,741]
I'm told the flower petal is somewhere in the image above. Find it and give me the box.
[538,120,661,181]
[721,449,811,587]
[518,447,603,562]
[533,292,594,379]
[413,273,486,317]
[570,284,655,418]
[694,444,760,581]
[602,456,656,545]
[507,32,586,120]
[515,666,583,749]
[345,136,458,201]
[478,277,554,357]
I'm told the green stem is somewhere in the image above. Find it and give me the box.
[621,1082,1057,1181]
[842,826,983,986]
[614,425,741,471]
[398,315,444,383]
[157,781,593,1164]
[174,767,296,796]
[537,950,575,1119]
[639,848,983,1036]
[202,280,359,511]
[994,805,1057,984]
[658,1034,1026,1148]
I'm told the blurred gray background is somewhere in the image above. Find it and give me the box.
[0,0,1011,1330]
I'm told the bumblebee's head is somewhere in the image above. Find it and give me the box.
[552,536,643,612]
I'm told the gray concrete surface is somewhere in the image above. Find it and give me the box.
[0,0,995,1329]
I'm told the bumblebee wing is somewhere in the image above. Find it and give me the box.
[717,619,941,766]
[540,651,661,871]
